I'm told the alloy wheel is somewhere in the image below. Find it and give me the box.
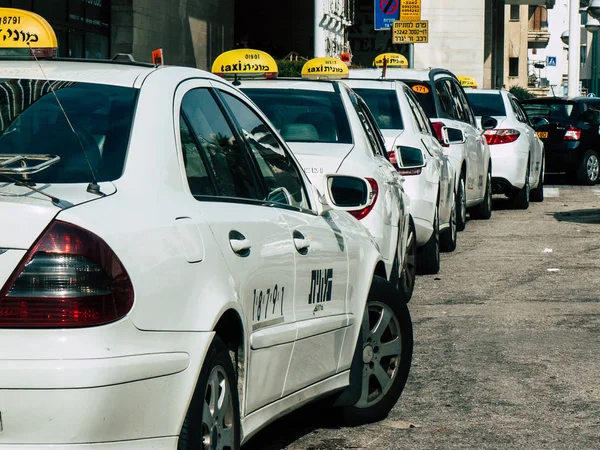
[587,154,599,182]
[202,365,235,450]
[398,225,416,296]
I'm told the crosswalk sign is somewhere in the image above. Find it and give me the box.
[547,56,557,67]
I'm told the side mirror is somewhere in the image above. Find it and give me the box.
[396,145,425,168]
[442,127,466,145]
[481,115,498,130]
[266,186,293,206]
[324,175,372,213]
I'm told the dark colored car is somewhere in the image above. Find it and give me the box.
[521,97,600,185]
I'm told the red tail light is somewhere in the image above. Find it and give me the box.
[564,126,581,141]
[483,129,520,145]
[349,178,378,221]
[431,122,448,147]
[0,221,134,328]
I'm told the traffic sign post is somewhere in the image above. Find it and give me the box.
[400,0,421,21]
[392,20,429,44]
[374,0,400,30]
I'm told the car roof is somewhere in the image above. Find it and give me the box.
[465,89,505,95]
[343,79,401,90]
[238,78,337,92]
[348,67,455,82]
[521,96,600,104]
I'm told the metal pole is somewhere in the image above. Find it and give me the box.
[314,0,326,57]
[408,44,414,68]
[568,0,581,98]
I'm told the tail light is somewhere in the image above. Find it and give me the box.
[431,122,448,147]
[349,178,378,221]
[564,126,581,141]
[483,129,520,145]
[0,221,134,328]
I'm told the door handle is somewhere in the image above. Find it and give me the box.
[293,230,310,254]
[229,230,251,257]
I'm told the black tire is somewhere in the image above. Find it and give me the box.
[440,189,457,252]
[575,150,599,185]
[417,204,440,275]
[470,169,492,220]
[393,218,417,302]
[456,175,467,232]
[530,157,544,202]
[337,276,413,425]
[511,162,530,210]
[178,336,240,450]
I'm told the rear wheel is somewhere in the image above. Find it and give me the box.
[178,336,240,450]
[417,203,440,275]
[530,157,544,202]
[456,175,467,232]
[395,219,416,302]
[470,169,492,220]
[511,162,530,209]
[440,189,457,252]
[337,276,413,425]
[576,150,599,185]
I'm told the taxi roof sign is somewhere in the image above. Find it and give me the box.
[301,57,348,80]
[458,75,477,89]
[0,8,58,50]
[373,53,408,68]
[212,49,278,79]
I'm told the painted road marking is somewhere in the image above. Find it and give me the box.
[544,187,560,197]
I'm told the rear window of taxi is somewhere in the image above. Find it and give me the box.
[242,88,352,144]
[352,88,404,130]
[466,92,507,117]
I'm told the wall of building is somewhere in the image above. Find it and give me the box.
[112,0,234,70]
[504,4,529,89]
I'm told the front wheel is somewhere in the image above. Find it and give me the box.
[337,276,413,425]
[530,157,544,202]
[469,170,492,220]
[395,219,417,302]
[575,150,599,185]
[456,175,467,232]
[178,336,240,450]
[440,189,457,252]
[417,203,440,275]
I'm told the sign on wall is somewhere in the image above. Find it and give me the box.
[400,0,421,21]
[392,20,429,44]
[374,0,400,31]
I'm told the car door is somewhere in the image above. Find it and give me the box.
[174,81,297,415]
[216,86,351,395]
[509,95,541,181]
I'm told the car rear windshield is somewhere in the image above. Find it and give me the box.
[466,92,506,117]
[0,79,138,183]
[399,81,436,118]
[521,101,576,123]
[352,88,403,130]
[242,88,352,144]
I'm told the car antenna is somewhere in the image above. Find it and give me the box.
[0,171,72,209]
[28,44,104,197]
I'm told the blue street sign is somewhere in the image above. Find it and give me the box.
[375,0,400,31]
[588,93,596,98]
[547,56,557,67]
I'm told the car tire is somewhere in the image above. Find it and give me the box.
[575,150,600,185]
[511,163,530,210]
[394,218,417,302]
[469,169,492,220]
[417,203,440,275]
[440,189,457,252]
[178,336,240,450]
[530,157,544,202]
[456,175,467,232]
[337,276,413,426]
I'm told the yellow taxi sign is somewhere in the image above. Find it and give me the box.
[211,49,278,79]
[412,84,430,94]
[458,75,477,89]
[301,57,348,80]
[373,53,408,68]
[0,8,57,49]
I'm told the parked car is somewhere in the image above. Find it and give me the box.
[521,97,600,185]
[240,57,416,299]
[350,67,496,231]
[0,33,414,449]
[343,78,457,274]
[466,89,545,208]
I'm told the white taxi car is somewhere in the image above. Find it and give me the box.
[238,57,416,299]
[466,89,545,208]
[350,67,495,231]
[0,12,413,449]
[344,73,457,275]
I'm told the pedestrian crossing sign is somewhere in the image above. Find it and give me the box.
[547,56,557,67]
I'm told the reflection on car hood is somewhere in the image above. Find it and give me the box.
[0,182,116,249]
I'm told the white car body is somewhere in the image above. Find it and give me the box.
[350,68,492,222]
[0,60,404,448]
[240,79,413,297]
[466,89,544,194]
[342,78,456,249]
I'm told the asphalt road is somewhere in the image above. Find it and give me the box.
[244,180,600,450]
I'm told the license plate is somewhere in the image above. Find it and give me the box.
[537,131,548,139]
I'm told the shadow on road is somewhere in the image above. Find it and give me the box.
[551,209,600,224]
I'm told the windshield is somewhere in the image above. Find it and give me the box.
[241,88,352,144]
[400,81,436,118]
[466,93,506,117]
[0,79,138,183]
[521,101,576,123]
[352,88,403,130]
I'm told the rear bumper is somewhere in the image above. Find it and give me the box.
[401,176,435,247]
[543,142,582,173]
[0,320,213,446]
[491,144,528,193]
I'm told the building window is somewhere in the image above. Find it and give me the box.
[581,45,587,65]
[509,57,519,77]
[510,5,520,21]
